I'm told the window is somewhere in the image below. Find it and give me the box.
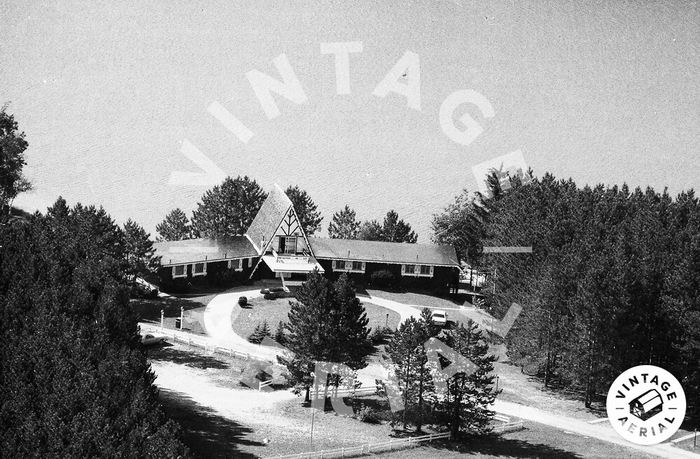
[172,265,187,278]
[334,260,346,270]
[193,262,207,277]
[228,259,242,271]
[352,261,365,271]
[420,265,433,276]
[278,236,297,254]
[403,264,416,276]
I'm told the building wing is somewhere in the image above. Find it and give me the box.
[308,237,460,267]
[154,236,258,266]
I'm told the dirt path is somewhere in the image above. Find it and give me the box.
[493,399,698,459]
[152,360,300,430]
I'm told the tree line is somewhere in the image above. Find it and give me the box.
[433,171,700,414]
[156,177,418,243]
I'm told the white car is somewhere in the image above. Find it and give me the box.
[431,310,448,326]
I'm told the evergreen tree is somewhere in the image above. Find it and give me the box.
[285,185,322,236]
[358,220,383,241]
[248,320,272,344]
[156,208,192,241]
[437,320,498,438]
[274,321,287,345]
[191,176,267,238]
[386,308,439,431]
[381,210,418,243]
[328,205,361,239]
[432,189,487,263]
[0,108,31,218]
[123,218,160,283]
[283,272,373,402]
[357,211,418,242]
[0,198,188,457]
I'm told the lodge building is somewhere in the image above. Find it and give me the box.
[153,185,461,292]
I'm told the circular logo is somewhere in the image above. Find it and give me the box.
[606,365,686,445]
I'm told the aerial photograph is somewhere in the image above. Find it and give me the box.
[1,1,698,458]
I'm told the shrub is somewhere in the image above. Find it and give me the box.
[370,269,396,289]
[263,292,276,300]
[357,406,381,424]
[238,296,248,307]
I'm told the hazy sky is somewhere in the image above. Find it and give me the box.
[2,0,698,240]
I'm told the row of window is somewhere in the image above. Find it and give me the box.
[402,264,434,277]
[171,258,248,279]
[332,260,435,277]
[334,260,366,272]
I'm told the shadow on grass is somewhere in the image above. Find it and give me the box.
[423,435,582,458]
[159,389,262,459]
[148,346,229,370]
[131,295,207,322]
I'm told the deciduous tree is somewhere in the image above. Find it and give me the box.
[0,108,31,218]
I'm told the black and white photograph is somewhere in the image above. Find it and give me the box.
[1,1,699,457]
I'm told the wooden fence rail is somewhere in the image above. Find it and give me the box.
[267,432,451,459]
[139,323,275,364]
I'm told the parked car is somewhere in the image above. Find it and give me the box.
[431,310,448,326]
[141,334,166,346]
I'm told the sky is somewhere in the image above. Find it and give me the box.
[2,0,699,241]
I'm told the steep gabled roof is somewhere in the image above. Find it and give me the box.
[245,184,293,254]
[308,238,460,267]
[154,237,258,266]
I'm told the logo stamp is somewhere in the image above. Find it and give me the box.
[606,365,686,445]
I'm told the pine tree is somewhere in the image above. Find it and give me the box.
[357,211,417,242]
[381,210,417,243]
[328,205,361,239]
[283,272,373,402]
[156,208,192,241]
[0,198,188,457]
[437,320,498,438]
[285,185,322,236]
[432,188,487,263]
[274,321,287,345]
[191,176,267,238]
[124,219,160,283]
[248,320,271,344]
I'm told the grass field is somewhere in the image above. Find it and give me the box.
[231,296,402,340]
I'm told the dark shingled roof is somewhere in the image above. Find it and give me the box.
[153,237,258,266]
[308,238,460,267]
[245,184,293,254]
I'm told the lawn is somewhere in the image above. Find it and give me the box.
[366,289,466,310]
[375,422,661,458]
[231,296,401,340]
[149,341,665,459]
[131,295,208,322]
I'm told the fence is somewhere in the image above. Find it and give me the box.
[139,322,275,364]
[268,432,451,459]
[492,420,525,433]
